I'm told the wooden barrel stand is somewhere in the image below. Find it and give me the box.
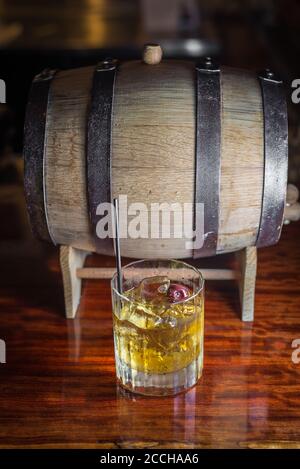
[60,245,257,321]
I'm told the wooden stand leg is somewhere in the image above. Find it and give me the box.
[236,246,257,322]
[60,246,89,318]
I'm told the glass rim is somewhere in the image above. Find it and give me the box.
[111,258,204,306]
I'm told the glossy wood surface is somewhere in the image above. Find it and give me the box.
[0,222,300,448]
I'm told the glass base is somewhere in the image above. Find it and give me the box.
[115,351,203,396]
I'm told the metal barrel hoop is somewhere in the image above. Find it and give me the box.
[257,69,288,248]
[87,58,118,254]
[24,68,58,244]
[194,57,221,258]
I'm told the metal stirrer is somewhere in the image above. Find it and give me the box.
[113,197,122,293]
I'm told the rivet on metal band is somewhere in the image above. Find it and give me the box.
[194,57,221,258]
[24,68,58,244]
[256,69,288,248]
[87,58,118,254]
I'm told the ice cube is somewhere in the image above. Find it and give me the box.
[137,276,170,304]
[120,301,163,330]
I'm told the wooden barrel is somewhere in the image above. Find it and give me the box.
[24,46,288,259]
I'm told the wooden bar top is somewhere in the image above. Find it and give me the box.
[0,222,300,449]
